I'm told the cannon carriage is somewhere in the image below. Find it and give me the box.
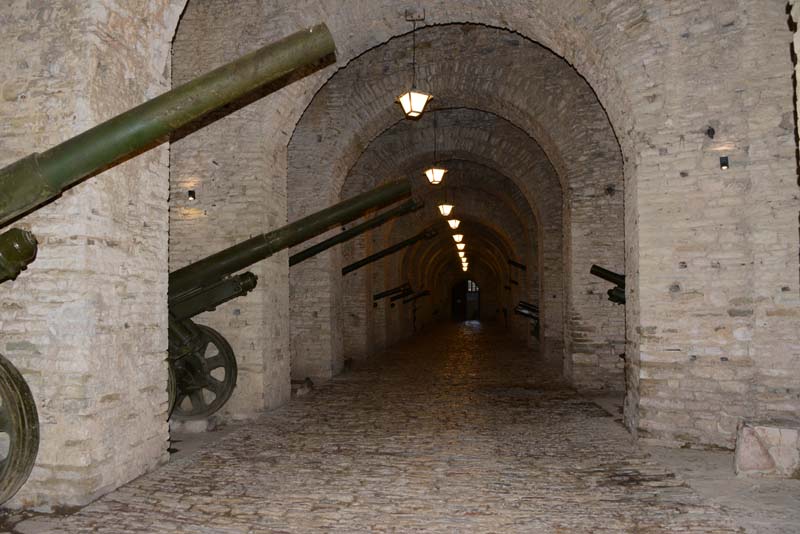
[0,23,337,504]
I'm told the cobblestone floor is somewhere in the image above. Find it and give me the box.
[13,322,749,533]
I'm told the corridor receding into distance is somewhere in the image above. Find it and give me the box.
[0,1,799,532]
[10,323,750,533]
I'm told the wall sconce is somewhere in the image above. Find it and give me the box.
[719,156,729,170]
[188,190,196,201]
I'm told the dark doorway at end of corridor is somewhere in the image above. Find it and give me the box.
[452,279,480,321]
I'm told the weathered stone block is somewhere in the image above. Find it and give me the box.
[734,420,800,478]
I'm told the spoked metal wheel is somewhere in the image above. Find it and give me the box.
[170,325,237,420]
[0,353,39,505]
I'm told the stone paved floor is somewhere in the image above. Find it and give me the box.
[10,322,752,532]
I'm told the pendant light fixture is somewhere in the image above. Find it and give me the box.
[458,251,466,259]
[438,203,454,216]
[456,243,466,251]
[447,219,461,230]
[452,234,464,243]
[397,14,432,119]
[424,111,447,184]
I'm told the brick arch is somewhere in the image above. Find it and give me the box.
[337,108,567,359]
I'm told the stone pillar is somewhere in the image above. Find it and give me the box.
[0,0,185,507]
[629,4,800,448]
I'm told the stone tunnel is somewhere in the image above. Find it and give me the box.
[0,1,798,532]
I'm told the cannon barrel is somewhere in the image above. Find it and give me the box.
[170,180,411,297]
[0,24,335,227]
[0,229,37,284]
[390,288,415,302]
[289,199,423,266]
[508,259,527,271]
[589,264,625,289]
[402,290,430,304]
[342,228,437,276]
[513,307,538,320]
[373,283,411,301]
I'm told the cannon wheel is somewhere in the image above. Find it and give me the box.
[166,362,177,419]
[0,353,39,505]
[170,325,237,420]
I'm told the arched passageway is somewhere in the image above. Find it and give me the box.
[12,323,744,532]
[0,0,797,515]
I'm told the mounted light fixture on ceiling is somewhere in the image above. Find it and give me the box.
[452,234,464,243]
[438,203,454,216]
[397,10,432,119]
[456,243,466,251]
[424,111,447,184]
[458,251,466,258]
[447,219,460,230]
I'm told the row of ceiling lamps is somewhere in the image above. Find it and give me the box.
[396,12,467,272]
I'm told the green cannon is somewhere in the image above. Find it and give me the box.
[513,301,540,339]
[589,264,626,304]
[0,23,335,505]
[402,289,430,304]
[290,199,423,266]
[168,180,412,419]
[0,23,335,278]
[342,228,437,275]
[373,283,411,301]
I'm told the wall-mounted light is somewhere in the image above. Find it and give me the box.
[447,219,460,230]
[438,203,454,216]
[188,190,196,201]
[452,234,463,243]
[719,156,729,170]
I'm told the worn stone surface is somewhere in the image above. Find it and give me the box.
[735,420,800,478]
[8,323,746,532]
[0,0,186,508]
[170,0,800,453]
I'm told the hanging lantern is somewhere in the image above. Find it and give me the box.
[462,264,469,271]
[438,204,454,216]
[398,89,433,118]
[456,243,466,251]
[424,166,447,184]
[447,219,460,229]
[458,251,466,258]
[452,234,463,243]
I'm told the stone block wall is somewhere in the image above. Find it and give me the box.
[0,0,185,507]
[169,0,339,412]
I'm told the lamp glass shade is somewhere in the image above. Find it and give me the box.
[452,234,463,243]
[462,264,468,271]
[458,251,466,258]
[438,204,454,216]
[424,166,447,184]
[447,219,460,229]
[456,243,466,251]
[398,89,432,118]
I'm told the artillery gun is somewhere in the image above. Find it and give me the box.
[167,180,412,419]
[589,264,626,304]
[0,23,335,504]
[514,301,540,339]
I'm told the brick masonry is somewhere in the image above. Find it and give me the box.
[0,0,797,509]
[0,0,186,507]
